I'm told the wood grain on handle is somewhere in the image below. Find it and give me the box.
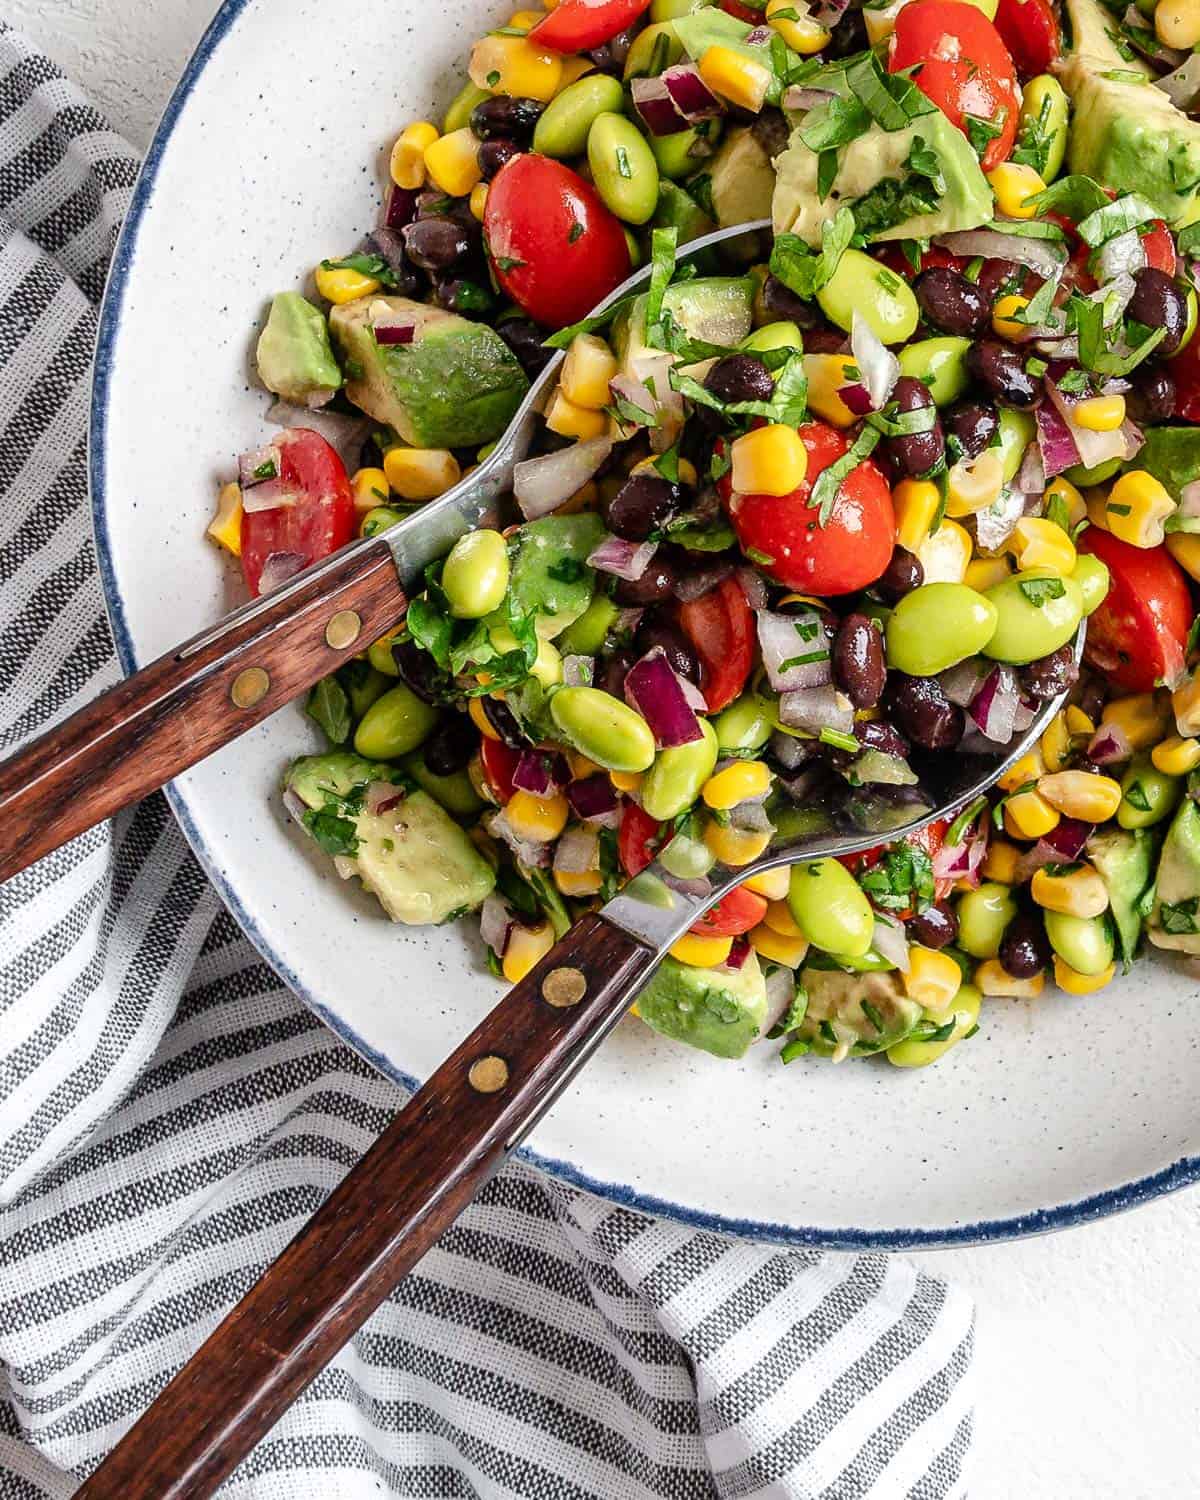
[0,543,407,883]
[72,913,655,1500]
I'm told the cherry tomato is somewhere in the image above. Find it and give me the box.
[240,428,354,598]
[888,1,1020,172]
[720,422,896,597]
[1077,529,1193,693]
[689,885,768,937]
[874,243,967,280]
[480,736,522,804]
[1142,219,1178,278]
[719,0,766,20]
[676,575,755,713]
[1170,320,1200,422]
[993,0,1059,77]
[530,0,652,51]
[484,154,631,328]
[618,802,663,877]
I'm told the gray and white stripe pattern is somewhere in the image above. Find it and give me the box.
[0,25,974,1497]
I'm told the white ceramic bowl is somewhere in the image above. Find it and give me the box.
[90,0,1200,1248]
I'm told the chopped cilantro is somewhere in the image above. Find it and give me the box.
[1018,577,1066,608]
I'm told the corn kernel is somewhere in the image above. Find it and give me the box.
[1167,532,1200,583]
[1007,515,1077,575]
[350,466,390,513]
[1004,787,1060,840]
[765,0,831,52]
[946,450,1005,517]
[992,293,1032,340]
[749,922,809,968]
[1102,692,1170,751]
[730,424,808,496]
[506,789,570,842]
[744,867,791,901]
[998,746,1045,793]
[982,838,1021,884]
[1037,769,1122,822]
[509,8,545,27]
[1104,469,1177,549]
[555,867,604,897]
[610,769,643,793]
[554,55,596,90]
[916,518,971,584]
[383,446,461,501]
[670,931,734,967]
[502,920,554,982]
[704,821,771,866]
[1031,861,1110,919]
[207,481,243,557]
[561,333,618,411]
[702,759,772,810]
[1074,394,1126,432]
[976,958,1045,998]
[1044,475,1087,529]
[1172,672,1200,739]
[1065,705,1094,736]
[965,556,1011,592]
[987,161,1046,219]
[567,750,600,779]
[545,388,609,441]
[803,353,859,428]
[893,478,941,552]
[1053,956,1116,995]
[1156,0,1200,49]
[423,127,484,197]
[315,263,379,304]
[903,946,963,1012]
[390,121,438,189]
[1153,734,1200,776]
[1084,487,1111,533]
[698,46,771,112]
[763,897,804,937]
[469,33,563,101]
[469,182,489,221]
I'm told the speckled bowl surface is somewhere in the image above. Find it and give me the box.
[90,0,1200,1248]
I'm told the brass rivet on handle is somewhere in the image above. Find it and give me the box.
[542,967,586,1009]
[468,1055,509,1094]
[230,667,270,709]
[325,609,362,650]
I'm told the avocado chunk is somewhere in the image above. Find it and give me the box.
[636,952,768,1059]
[1089,825,1157,965]
[651,179,715,246]
[256,292,342,407]
[329,295,528,449]
[1147,798,1200,955]
[690,127,777,228]
[507,512,606,639]
[613,275,755,377]
[1059,0,1200,226]
[1132,427,1200,526]
[773,109,993,245]
[796,967,923,1059]
[285,752,494,925]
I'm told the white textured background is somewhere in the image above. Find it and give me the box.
[13,1,1200,1494]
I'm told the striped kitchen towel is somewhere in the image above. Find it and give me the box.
[0,24,974,1498]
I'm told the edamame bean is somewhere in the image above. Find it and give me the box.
[340,663,389,719]
[1118,754,1182,829]
[442,529,509,619]
[788,859,874,957]
[402,751,485,817]
[354,682,439,759]
[1016,76,1069,183]
[982,569,1084,665]
[650,0,710,19]
[488,622,564,688]
[1176,283,1199,356]
[897,337,970,407]
[367,628,403,677]
[740,320,803,357]
[817,248,920,345]
[587,112,660,225]
[957,882,1017,958]
[442,78,490,134]
[1044,910,1114,976]
[558,592,620,656]
[533,74,624,159]
[650,119,722,180]
[550,686,656,771]
[885,583,998,676]
[623,21,683,78]
[887,984,981,1068]
[1071,553,1110,616]
[359,505,405,538]
[641,718,718,820]
[996,408,1037,483]
[1064,456,1122,487]
[713,693,774,753]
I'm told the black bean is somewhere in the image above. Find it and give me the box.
[402,216,472,272]
[423,715,477,776]
[914,267,990,338]
[415,189,478,233]
[966,340,1041,408]
[943,398,999,461]
[612,558,676,605]
[1126,363,1177,425]
[1020,645,1079,703]
[481,695,525,749]
[825,5,867,55]
[391,639,443,704]
[802,325,848,354]
[636,613,702,683]
[704,354,775,407]
[908,901,958,950]
[588,25,635,72]
[1127,267,1188,356]
[496,316,555,377]
[470,95,544,140]
[999,909,1050,979]
[885,375,945,478]
[976,259,1023,302]
[598,646,638,698]
[364,227,418,295]
[760,273,821,329]
[833,613,886,709]
[886,674,965,750]
[479,138,520,180]
[875,546,924,603]
[856,718,910,758]
[750,108,790,159]
[605,473,681,541]
[431,276,496,316]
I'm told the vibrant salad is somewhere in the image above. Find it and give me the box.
[208,0,1200,1069]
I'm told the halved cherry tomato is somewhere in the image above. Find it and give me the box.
[676,574,754,713]
[719,421,895,597]
[619,802,662,876]
[484,154,630,328]
[1142,219,1178,278]
[993,0,1059,78]
[888,0,1020,172]
[530,0,652,52]
[1170,320,1200,422]
[1077,529,1193,693]
[480,736,522,804]
[689,885,768,937]
[240,428,354,598]
[874,243,967,280]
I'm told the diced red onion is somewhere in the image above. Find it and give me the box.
[1036,399,1081,479]
[365,780,406,815]
[968,665,1021,745]
[283,789,309,828]
[384,185,418,231]
[779,768,821,801]
[264,405,370,469]
[757,609,833,692]
[677,674,709,714]
[614,607,644,637]
[238,444,281,489]
[480,893,516,957]
[374,322,415,346]
[624,647,702,747]
[871,914,910,973]
[1013,696,1040,733]
[811,0,850,22]
[257,551,307,593]
[839,381,873,416]
[1016,818,1094,882]
[1096,229,1146,285]
[631,65,722,134]
[1015,439,1047,495]
[933,822,988,883]
[761,964,795,1034]
[663,873,713,899]
[736,566,769,611]
[935,229,1064,281]
[485,808,551,868]
[851,313,900,411]
[770,730,812,772]
[240,478,303,513]
[779,684,853,736]
[609,372,659,427]
[1179,479,1200,520]
[727,936,751,972]
[782,83,837,111]
[745,25,772,42]
[587,534,659,581]
[630,77,683,136]
[671,558,734,602]
[562,654,594,687]
[567,775,620,824]
[973,485,1025,552]
[553,824,600,875]
[513,750,567,796]
[514,437,612,521]
[1046,377,1142,471]
[730,797,773,832]
[1156,51,1200,109]
[939,658,991,708]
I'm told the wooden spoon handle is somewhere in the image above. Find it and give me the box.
[0,542,407,882]
[72,912,656,1500]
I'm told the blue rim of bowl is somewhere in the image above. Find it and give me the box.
[88,0,1200,1252]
